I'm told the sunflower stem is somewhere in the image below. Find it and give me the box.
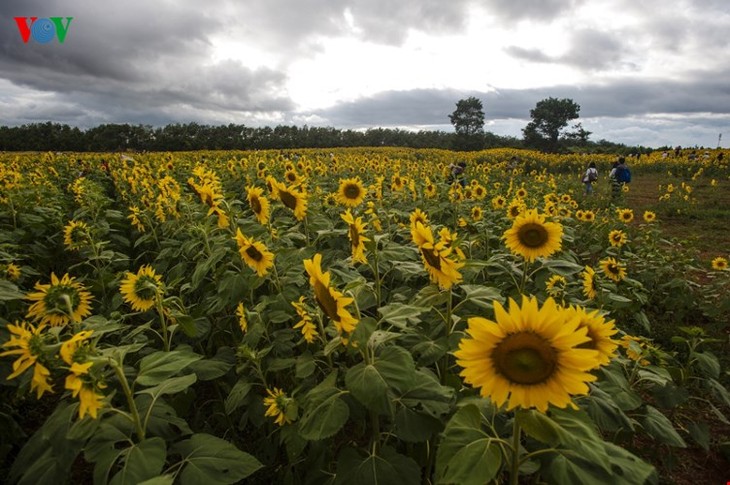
[111,358,145,442]
[439,289,454,385]
[155,298,169,352]
[510,415,522,485]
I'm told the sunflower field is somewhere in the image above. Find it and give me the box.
[0,147,728,484]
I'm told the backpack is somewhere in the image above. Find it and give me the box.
[587,169,598,182]
[616,166,631,183]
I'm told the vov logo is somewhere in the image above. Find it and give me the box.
[14,17,73,44]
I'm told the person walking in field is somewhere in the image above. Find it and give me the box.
[609,157,631,200]
[581,161,598,195]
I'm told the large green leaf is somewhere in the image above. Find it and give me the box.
[109,438,167,485]
[345,362,392,415]
[188,346,235,381]
[224,379,252,415]
[135,350,202,387]
[377,303,429,329]
[335,446,420,485]
[435,404,502,485]
[137,373,197,398]
[0,280,26,301]
[298,388,350,441]
[173,433,262,485]
[641,406,686,447]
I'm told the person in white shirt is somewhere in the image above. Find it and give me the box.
[582,161,598,195]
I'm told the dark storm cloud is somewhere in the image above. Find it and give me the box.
[316,74,730,126]
[481,0,585,23]
[0,0,293,125]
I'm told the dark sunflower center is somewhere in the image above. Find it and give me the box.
[250,196,262,214]
[510,206,521,217]
[421,247,442,271]
[313,281,339,321]
[245,245,263,262]
[491,332,558,385]
[286,172,297,182]
[518,223,549,248]
[577,325,597,350]
[344,183,361,200]
[279,190,298,210]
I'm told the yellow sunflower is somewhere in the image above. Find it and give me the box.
[582,210,595,222]
[303,253,358,335]
[336,177,366,207]
[26,273,93,327]
[492,195,506,210]
[341,209,370,264]
[563,306,619,368]
[616,208,634,223]
[643,211,657,223]
[471,206,483,222]
[411,220,434,248]
[424,179,437,198]
[235,229,275,277]
[418,237,464,290]
[63,220,91,251]
[0,321,53,398]
[292,296,319,343]
[545,274,567,298]
[65,372,105,419]
[582,266,598,300]
[247,186,271,225]
[275,181,308,221]
[409,208,430,230]
[608,229,627,248]
[236,302,248,333]
[3,263,21,281]
[515,187,528,199]
[263,387,297,426]
[503,209,563,262]
[455,295,602,412]
[474,184,487,200]
[599,257,627,282]
[711,257,728,271]
[128,206,146,232]
[119,265,164,312]
[506,199,526,219]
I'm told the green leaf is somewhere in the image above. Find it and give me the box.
[398,369,454,418]
[692,351,720,379]
[189,347,235,381]
[298,388,350,441]
[173,433,262,485]
[377,303,428,329]
[0,280,25,301]
[688,421,710,451]
[137,475,175,485]
[335,446,420,485]
[345,362,392,415]
[224,379,252,415]
[584,387,634,432]
[137,373,197,398]
[109,438,167,485]
[539,259,585,276]
[135,350,202,387]
[459,284,503,310]
[436,404,502,485]
[394,407,442,443]
[641,406,686,447]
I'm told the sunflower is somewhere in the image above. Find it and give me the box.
[563,306,618,368]
[474,184,487,199]
[575,210,585,221]
[275,181,308,221]
[503,209,563,262]
[454,295,602,412]
[506,199,526,219]
[247,186,271,225]
[119,265,164,312]
[235,229,275,277]
[409,208,430,231]
[303,253,358,335]
[292,296,318,343]
[616,208,634,223]
[515,187,528,199]
[643,211,657,223]
[3,263,21,281]
[424,179,437,198]
[599,257,627,282]
[411,220,434,248]
[582,210,595,222]
[65,372,105,419]
[284,170,301,185]
[492,195,506,210]
[336,177,366,207]
[341,209,370,264]
[236,302,248,333]
[582,266,598,300]
[63,220,91,251]
[263,387,297,426]
[608,229,627,248]
[711,257,728,271]
[60,330,94,367]
[0,321,53,398]
[26,273,93,327]
[391,174,405,191]
[418,237,464,289]
[545,274,567,298]
[471,206,483,222]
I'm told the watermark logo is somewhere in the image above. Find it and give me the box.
[14,17,73,44]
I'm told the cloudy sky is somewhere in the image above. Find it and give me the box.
[1,0,729,148]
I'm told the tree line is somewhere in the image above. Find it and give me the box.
[0,96,652,153]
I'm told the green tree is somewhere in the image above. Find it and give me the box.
[449,96,485,151]
[522,97,582,152]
